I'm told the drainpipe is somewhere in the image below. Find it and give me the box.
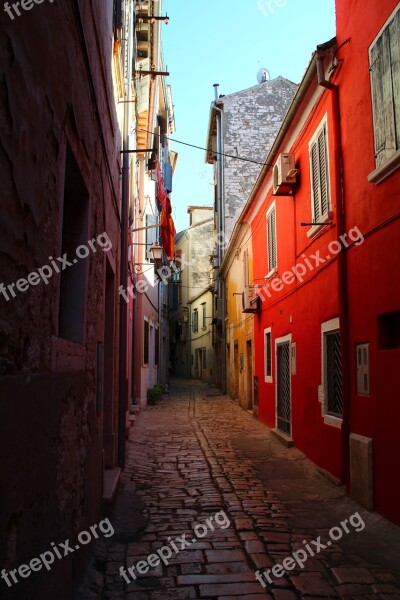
[118,0,134,470]
[316,45,350,487]
[213,84,227,393]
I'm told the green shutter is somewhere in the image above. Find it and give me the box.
[370,24,397,166]
[389,9,400,150]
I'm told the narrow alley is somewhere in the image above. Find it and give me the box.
[77,381,400,600]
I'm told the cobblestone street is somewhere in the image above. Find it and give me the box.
[78,380,400,600]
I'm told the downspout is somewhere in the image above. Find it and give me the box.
[316,44,350,487]
[118,0,134,469]
[213,84,227,393]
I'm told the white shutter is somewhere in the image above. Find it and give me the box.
[310,141,320,221]
[310,121,330,221]
[318,127,329,217]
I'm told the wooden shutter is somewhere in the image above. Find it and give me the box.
[310,124,329,220]
[370,14,398,166]
[310,140,320,221]
[318,127,329,216]
[389,9,400,151]
[146,213,159,260]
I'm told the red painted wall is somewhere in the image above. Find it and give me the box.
[251,87,344,480]
[249,0,400,525]
[336,0,400,525]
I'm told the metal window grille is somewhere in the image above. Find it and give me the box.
[277,342,291,434]
[325,331,343,417]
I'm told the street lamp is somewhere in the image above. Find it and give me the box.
[149,242,163,268]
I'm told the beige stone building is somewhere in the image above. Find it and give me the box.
[170,207,215,381]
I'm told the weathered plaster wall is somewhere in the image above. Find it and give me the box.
[222,77,297,241]
[0,1,121,597]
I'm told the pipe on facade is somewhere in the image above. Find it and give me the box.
[316,47,351,487]
[212,85,227,394]
[118,0,134,470]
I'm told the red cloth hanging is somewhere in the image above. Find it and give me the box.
[160,206,176,260]
[156,162,168,209]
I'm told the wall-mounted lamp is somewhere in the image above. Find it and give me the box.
[149,242,164,268]
[136,14,170,24]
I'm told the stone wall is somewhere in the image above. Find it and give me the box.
[222,77,298,240]
[0,1,121,597]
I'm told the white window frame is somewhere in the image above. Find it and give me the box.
[319,318,342,428]
[264,327,272,383]
[307,115,331,239]
[266,202,277,278]
[274,333,292,436]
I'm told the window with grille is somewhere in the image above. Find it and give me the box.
[266,204,277,274]
[369,6,400,169]
[192,309,198,333]
[309,120,330,222]
[324,330,343,417]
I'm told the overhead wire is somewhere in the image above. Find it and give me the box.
[139,128,274,167]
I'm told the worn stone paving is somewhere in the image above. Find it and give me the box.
[77,380,400,600]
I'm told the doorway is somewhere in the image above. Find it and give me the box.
[246,340,253,410]
[276,337,291,435]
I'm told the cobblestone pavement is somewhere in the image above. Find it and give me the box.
[77,380,400,600]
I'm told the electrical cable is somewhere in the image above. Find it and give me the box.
[139,128,274,167]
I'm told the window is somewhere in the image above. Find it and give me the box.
[264,328,272,382]
[202,303,206,329]
[192,308,198,333]
[145,213,159,261]
[309,118,330,224]
[154,328,159,367]
[356,343,370,396]
[378,310,400,349]
[143,319,149,364]
[266,203,277,275]
[202,348,207,370]
[243,249,249,286]
[58,145,89,344]
[369,6,400,170]
[321,319,343,421]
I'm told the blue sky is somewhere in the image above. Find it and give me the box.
[162,0,336,233]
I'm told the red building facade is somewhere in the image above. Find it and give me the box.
[241,0,400,525]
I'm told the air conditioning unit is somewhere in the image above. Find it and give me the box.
[242,287,260,314]
[273,153,298,194]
